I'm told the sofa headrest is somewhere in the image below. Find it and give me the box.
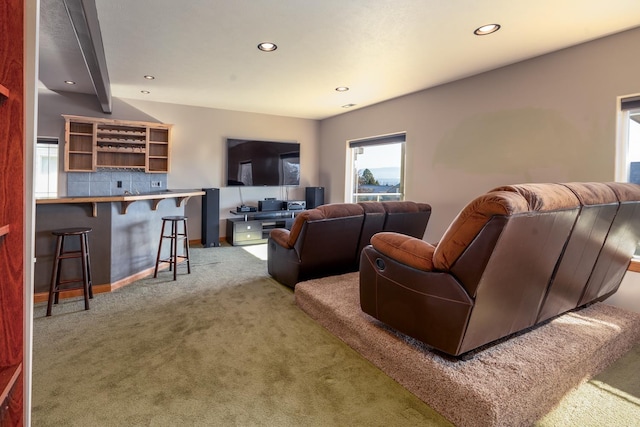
[285,203,365,247]
[358,202,386,214]
[317,203,365,218]
[490,183,581,211]
[433,184,580,271]
[605,182,640,202]
[561,182,618,205]
[381,201,427,213]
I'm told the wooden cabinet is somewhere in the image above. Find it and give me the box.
[63,115,172,173]
[226,214,296,246]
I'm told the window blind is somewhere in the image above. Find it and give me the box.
[349,133,406,148]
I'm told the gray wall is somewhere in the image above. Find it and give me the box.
[37,26,640,311]
[37,91,320,240]
[317,26,640,312]
[318,26,640,243]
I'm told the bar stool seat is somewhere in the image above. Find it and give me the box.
[154,216,191,280]
[47,227,93,316]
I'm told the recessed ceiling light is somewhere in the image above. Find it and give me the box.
[64,80,76,85]
[143,75,155,80]
[474,24,501,36]
[257,42,277,52]
[335,87,349,92]
[141,90,150,94]
[342,104,356,108]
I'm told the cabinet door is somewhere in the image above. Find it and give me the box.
[147,126,171,173]
[65,120,96,172]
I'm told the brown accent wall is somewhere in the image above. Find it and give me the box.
[0,0,25,424]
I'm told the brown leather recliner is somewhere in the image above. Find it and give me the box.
[359,182,640,357]
[268,201,431,288]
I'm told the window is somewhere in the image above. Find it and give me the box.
[347,133,405,203]
[617,96,640,183]
[35,137,59,198]
[616,96,640,259]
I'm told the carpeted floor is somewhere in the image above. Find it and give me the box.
[32,246,448,426]
[295,272,640,427]
[31,245,640,426]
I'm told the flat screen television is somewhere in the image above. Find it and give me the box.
[226,138,300,186]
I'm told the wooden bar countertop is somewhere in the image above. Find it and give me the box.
[36,189,205,216]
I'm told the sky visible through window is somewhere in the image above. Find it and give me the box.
[355,143,402,186]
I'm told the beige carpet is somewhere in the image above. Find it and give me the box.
[31,246,450,426]
[295,272,640,427]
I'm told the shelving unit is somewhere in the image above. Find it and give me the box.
[0,363,22,415]
[0,83,8,105]
[66,120,95,172]
[226,211,298,246]
[63,115,172,173]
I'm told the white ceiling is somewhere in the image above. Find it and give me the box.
[38,0,640,120]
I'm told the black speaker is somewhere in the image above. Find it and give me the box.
[201,188,220,247]
[305,187,324,209]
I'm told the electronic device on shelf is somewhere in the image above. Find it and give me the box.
[237,205,258,212]
[258,199,283,212]
[286,200,306,210]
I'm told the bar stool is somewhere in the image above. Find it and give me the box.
[154,216,191,280]
[47,227,93,316]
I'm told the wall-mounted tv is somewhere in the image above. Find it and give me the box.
[226,138,300,186]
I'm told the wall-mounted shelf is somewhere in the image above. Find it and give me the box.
[0,224,9,237]
[0,363,22,408]
[0,83,9,105]
[63,115,172,173]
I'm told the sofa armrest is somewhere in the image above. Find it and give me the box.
[370,232,436,271]
[270,228,292,248]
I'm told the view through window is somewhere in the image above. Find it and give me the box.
[35,137,59,198]
[618,96,640,183]
[348,134,405,203]
[617,96,640,258]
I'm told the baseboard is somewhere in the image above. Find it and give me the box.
[34,262,173,303]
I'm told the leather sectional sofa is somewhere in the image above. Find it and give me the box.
[268,201,431,288]
[359,182,640,357]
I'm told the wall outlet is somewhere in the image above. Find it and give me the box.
[151,181,162,188]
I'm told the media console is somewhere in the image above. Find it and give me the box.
[226,210,302,246]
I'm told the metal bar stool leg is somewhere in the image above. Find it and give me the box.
[80,232,90,311]
[84,232,94,299]
[47,235,63,317]
[154,219,167,278]
[172,219,178,280]
[183,218,191,274]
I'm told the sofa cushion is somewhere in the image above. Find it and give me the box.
[491,183,581,211]
[317,203,365,218]
[561,182,618,205]
[606,181,640,202]
[359,201,386,214]
[371,232,435,271]
[433,191,528,271]
[285,209,326,247]
[434,184,580,271]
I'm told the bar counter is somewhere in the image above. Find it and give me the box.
[34,189,204,300]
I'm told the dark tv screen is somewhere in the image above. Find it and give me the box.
[226,138,300,186]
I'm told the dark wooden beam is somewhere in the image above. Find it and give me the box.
[63,0,112,113]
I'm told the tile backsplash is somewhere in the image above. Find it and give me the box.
[67,171,167,196]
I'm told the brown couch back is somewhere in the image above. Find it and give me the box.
[357,201,431,257]
[284,201,431,280]
[294,203,366,275]
[360,182,640,356]
[434,182,640,354]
